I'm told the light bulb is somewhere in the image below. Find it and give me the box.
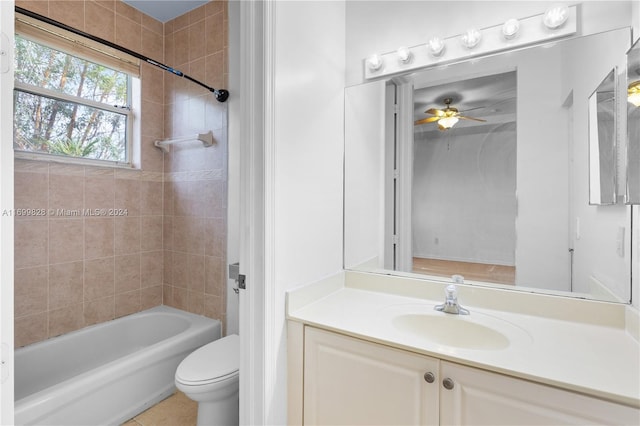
[628,81,640,107]
[438,116,459,129]
[460,28,482,49]
[396,47,412,64]
[502,18,520,40]
[427,37,446,57]
[543,4,569,29]
[366,54,383,71]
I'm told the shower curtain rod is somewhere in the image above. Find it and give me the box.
[14,6,230,102]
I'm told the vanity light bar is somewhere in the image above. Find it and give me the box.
[363,5,577,80]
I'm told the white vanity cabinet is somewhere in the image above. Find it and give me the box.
[439,361,640,425]
[303,326,439,425]
[301,326,640,426]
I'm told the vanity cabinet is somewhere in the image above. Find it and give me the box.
[302,326,639,426]
[303,326,439,425]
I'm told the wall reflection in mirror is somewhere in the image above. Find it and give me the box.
[627,39,640,204]
[344,27,632,304]
[588,68,617,206]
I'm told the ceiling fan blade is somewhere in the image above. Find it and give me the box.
[459,116,487,122]
[414,116,441,125]
[459,105,486,113]
[425,108,445,116]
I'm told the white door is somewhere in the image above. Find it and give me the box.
[304,327,439,426]
[440,361,639,425]
[0,1,15,424]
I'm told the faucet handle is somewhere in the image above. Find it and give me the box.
[445,284,458,299]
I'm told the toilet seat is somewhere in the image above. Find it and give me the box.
[176,334,239,386]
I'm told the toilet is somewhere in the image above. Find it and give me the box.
[175,334,240,426]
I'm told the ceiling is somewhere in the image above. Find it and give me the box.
[122,0,208,22]
[413,71,517,134]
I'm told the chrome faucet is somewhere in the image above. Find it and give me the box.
[434,284,470,315]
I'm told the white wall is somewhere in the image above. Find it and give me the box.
[268,1,346,423]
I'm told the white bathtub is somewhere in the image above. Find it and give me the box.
[14,305,221,426]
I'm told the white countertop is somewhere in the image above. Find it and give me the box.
[286,271,640,408]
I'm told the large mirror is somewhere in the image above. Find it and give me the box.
[627,39,640,203]
[345,27,632,303]
[588,68,617,205]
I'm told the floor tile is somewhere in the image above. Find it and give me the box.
[123,391,197,426]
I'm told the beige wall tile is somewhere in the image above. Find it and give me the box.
[115,253,141,294]
[16,0,49,16]
[86,1,115,42]
[49,218,84,264]
[14,266,48,317]
[115,178,141,216]
[172,13,190,32]
[115,13,141,52]
[48,303,84,337]
[14,171,48,213]
[187,254,205,293]
[205,14,224,55]
[140,180,163,215]
[172,251,188,287]
[142,28,164,62]
[85,217,115,259]
[49,261,84,310]
[174,28,189,66]
[84,296,115,325]
[163,283,174,307]
[15,220,48,269]
[49,173,84,212]
[205,255,224,295]
[50,0,85,31]
[204,293,223,320]
[163,250,173,285]
[141,64,164,104]
[141,100,164,140]
[141,285,162,310]
[142,13,163,35]
[188,290,204,316]
[84,257,115,300]
[189,19,206,61]
[14,0,229,347]
[115,216,141,254]
[172,286,188,310]
[115,290,140,317]
[141,135,165,172]
[115,0,141,23]
[85,174,115,210]
[15,312,48,348]
[141,251,163,288]
[141,216,163,251]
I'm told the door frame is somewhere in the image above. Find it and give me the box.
[0,1,15,424]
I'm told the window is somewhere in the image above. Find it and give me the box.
[13,14,140,166]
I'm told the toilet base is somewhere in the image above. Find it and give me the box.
[195,391,239,426]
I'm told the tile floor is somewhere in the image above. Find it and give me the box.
[122,391,197,426]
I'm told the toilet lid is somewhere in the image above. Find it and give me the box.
[176,334,240,385]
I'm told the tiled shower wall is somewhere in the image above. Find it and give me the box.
[162,3,228,327]
[13,0,228,347]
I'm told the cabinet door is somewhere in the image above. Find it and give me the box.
[304,327,439,426]
[440,361,640,425]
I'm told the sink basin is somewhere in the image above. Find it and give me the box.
[392,312,529,350]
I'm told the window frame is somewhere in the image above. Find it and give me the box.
[13,24,139,168]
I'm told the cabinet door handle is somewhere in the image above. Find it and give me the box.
[423,372,435,383]
[442,377,455,390]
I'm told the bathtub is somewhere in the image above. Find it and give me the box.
[14,305,221,426]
